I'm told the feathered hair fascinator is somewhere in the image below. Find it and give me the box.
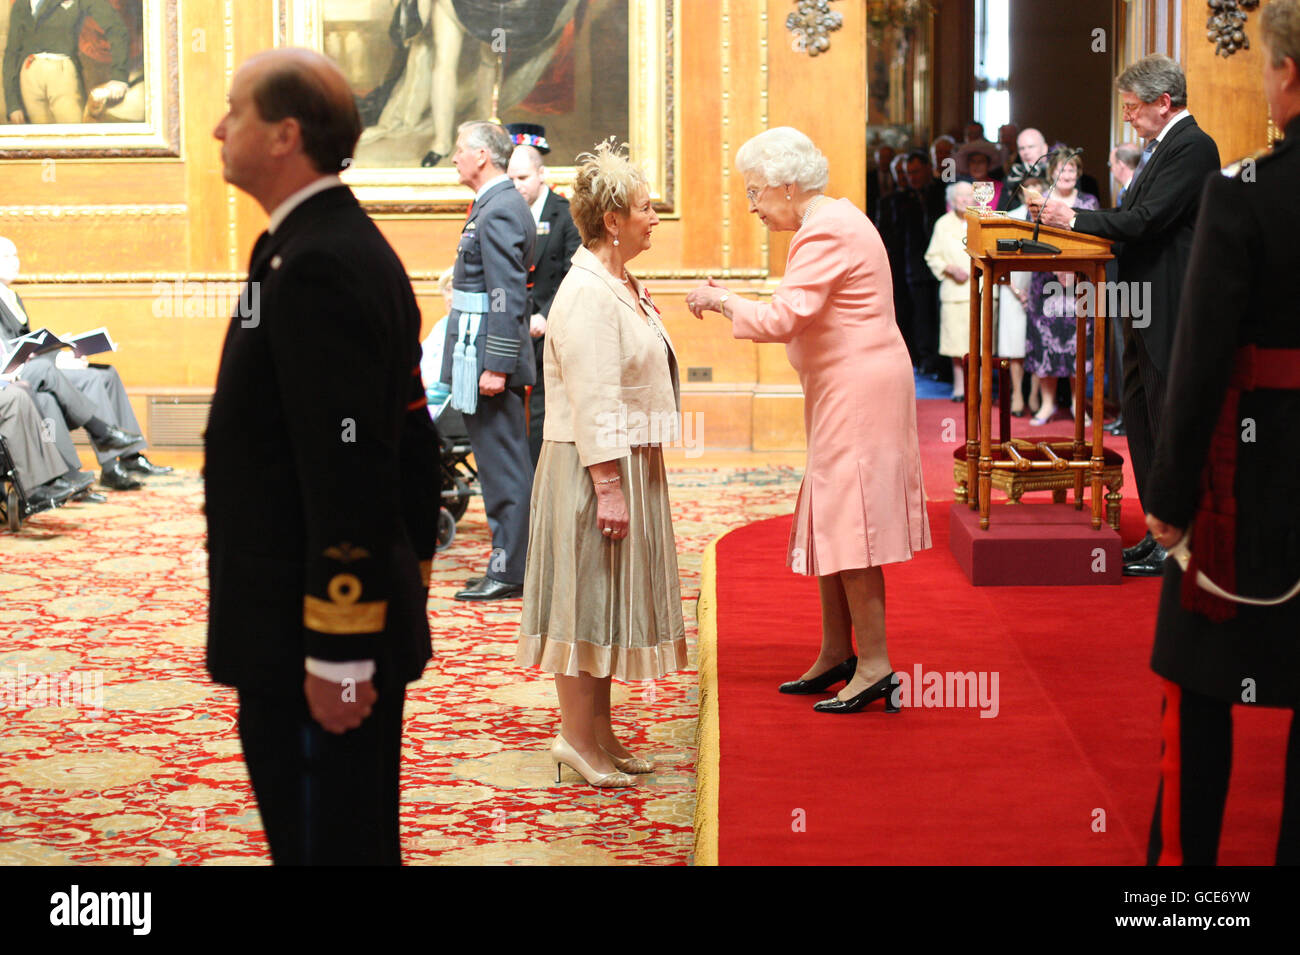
[574,137,645,211]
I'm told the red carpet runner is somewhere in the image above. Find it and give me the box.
[706,504,1292,865]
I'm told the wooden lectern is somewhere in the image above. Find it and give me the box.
[963,209,1116,530]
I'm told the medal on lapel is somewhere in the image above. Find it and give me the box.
[642,286,661,315]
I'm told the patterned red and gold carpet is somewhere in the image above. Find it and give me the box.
[0,466,802,866]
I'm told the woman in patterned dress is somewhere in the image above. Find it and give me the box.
[1025,150,1099,425]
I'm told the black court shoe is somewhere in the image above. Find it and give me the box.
[813,671,901,714]
[779,656,857,695]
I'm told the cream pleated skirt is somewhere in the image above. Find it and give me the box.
[516,441,688,681]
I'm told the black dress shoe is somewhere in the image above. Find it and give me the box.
[454,577,523,601]
[72,489,108,504]
[61,470,96,494]
[813,671,902,714]
[27,483,62,509]
[779,656,857,694]
[42,476,82,505]
[420,150,444,167]
[90,426,144,455]
[99,459,143,491]
[1104,415,1126,436]
[1122,531,1157,564]
[121,453,173,476]
[1123,543,1169,577]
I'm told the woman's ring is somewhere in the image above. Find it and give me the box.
[603,527,613,536]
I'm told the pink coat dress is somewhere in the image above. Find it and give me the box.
[729,198,932,575]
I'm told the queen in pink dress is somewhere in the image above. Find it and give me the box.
[687,127,931,715]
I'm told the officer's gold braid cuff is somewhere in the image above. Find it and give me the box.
[303,573,387,635]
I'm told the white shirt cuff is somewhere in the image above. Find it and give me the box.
[305,657,375,683]
[1068,213,1077,231]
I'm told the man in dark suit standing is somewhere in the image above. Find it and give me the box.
[1033,54,1220,575]
[1142,5,1300,864]
[207,47,440,865]
[440,120,535,601]
[504,123,581,466]
[874,154,916,365]
[896,150,948,377]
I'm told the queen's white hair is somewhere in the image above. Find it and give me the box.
[735,127,829,192]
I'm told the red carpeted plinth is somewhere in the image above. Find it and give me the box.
[948,501,1122,586]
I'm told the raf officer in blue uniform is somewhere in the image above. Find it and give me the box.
[440,120,536,601]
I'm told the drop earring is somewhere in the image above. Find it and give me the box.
[613,236,620,247]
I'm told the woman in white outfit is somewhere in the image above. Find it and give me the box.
[925,181,975,401]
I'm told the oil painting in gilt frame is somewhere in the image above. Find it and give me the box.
[0,0,179,158]
[277,0,676,213]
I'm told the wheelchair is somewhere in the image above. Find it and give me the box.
[430,390,479,552]
[0,436,59,531]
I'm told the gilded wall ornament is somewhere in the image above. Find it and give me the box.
[1206,0,1261,58]
[786,1,843,57]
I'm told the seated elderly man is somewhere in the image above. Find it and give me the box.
[0,380,96,508]
[0,236,170,490]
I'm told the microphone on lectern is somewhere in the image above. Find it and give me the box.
[1011,147,1084,256]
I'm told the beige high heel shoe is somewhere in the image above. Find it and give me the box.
[551,735,635,788]
[602,747,654,774]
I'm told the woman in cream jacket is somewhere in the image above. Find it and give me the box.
[515,141,687,787]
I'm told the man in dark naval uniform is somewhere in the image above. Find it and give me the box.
[440,120,536,601]
[504,122,581,466]
[1142,2,1300,866]
[207,48,440,865]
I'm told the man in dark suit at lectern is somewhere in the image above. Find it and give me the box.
[505,123,582,466]
[207,47,440,865]
[1032,54,1220,576]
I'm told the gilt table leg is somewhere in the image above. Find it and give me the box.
[979,267,995,530]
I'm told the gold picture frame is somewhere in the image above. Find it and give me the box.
[0,0,181,159]
[276,0,676,214]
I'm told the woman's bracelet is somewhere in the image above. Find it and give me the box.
[594,476,621,485]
